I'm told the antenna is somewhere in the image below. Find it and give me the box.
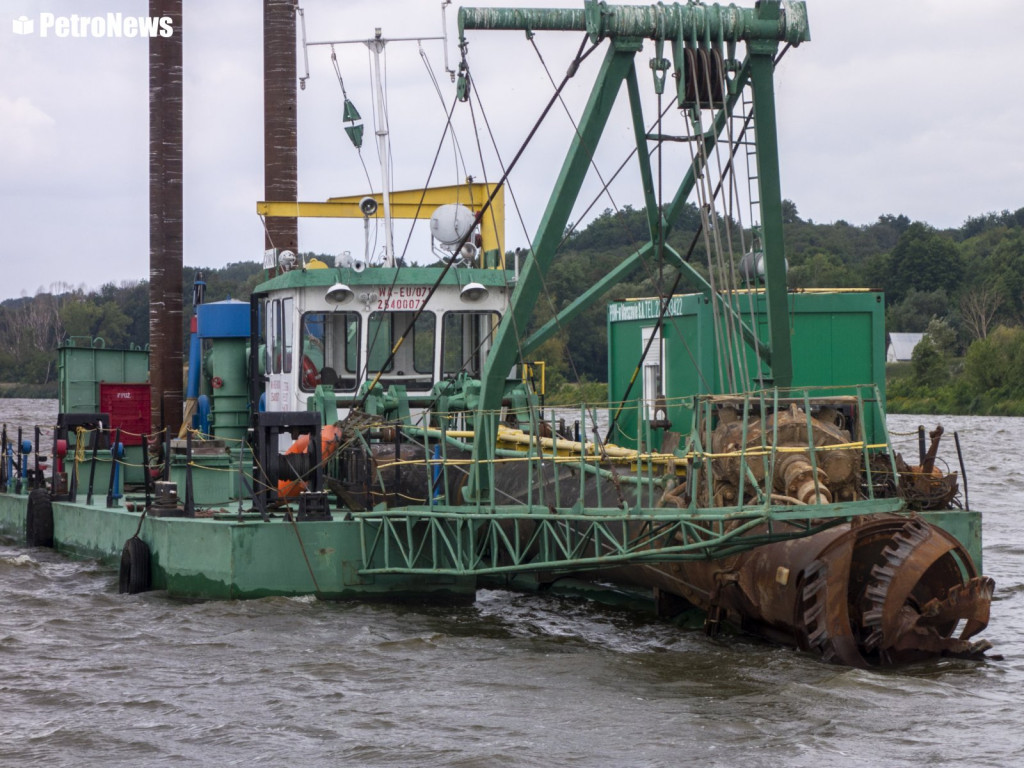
[441,0,455,82]
[301,23,446,269]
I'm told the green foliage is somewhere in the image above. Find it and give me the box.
[910,336,947,388]
[545,379,608,407]
[888,325,1024,415]
[959,208,1024,239]
[885,222,963,305]
[962,326,1024,399]
[885,288,950,333]
[0,263,263,389]
[788,251,858,288]
[3,198,1024,417]
[924,318,957,356]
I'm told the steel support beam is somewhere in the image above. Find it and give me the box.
[258,183,505,256]
[468,44,639,502]
[749,41,792,387]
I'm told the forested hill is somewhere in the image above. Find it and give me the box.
[2,202,1023,407]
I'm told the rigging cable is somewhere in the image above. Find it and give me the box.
[465,36,631,507]
[529,31,619,214]
[704,46,750,393]
[352,34,601,413]
[603,80,767,442]
[684,99,731,392]
[419,42,470,189]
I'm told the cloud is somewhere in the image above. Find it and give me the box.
[0,95,57,174]
[0,0,1020,301]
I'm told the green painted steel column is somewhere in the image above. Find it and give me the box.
[467,44,639,502]
[522,58,771,365]
[749,41,792,388]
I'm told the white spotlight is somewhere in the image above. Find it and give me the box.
[325,282,354,305]
[460,282,488,302]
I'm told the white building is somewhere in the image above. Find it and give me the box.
[886,332,924,362]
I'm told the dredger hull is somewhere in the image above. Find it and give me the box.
[349,440,993,666]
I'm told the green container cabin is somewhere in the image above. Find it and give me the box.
[606,289,887,449]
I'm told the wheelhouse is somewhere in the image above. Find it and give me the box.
[258,266,510,416]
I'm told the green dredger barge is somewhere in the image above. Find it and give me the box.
[0,1,993,667]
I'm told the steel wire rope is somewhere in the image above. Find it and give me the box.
[557,86,762,443]
[684,107,729,391]
[685,74,736,392]
[418,41,496,274]
[464,76,581,504]
[528,32,619,214]
[733,44,795,390]
[419,43,471,195]
[657,77,665,294]
[705,52,749,391]
[464,35,631,508]
[604,125,760,445]
[698,95,739,393]
[349,34,600,416]
[560,134,712,410]
[456,30,597,387]
[704,47,751,393]
[630,97,761,407]
[467,39,589,396]
[735,82,766,386]
[468,46,617,420]
[382,42,400,264]
[354,64,466,397]
[476,54,721,506]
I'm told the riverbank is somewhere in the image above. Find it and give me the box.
[886,360,1024,416]
[541,370,1024,418]
[0,383,58,399]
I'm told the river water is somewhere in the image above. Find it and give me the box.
[1,399,1022,767]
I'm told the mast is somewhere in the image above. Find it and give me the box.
[368,32,396,267]
[149,0,183,434]
[264,0,299,256]
[296,29,445,268]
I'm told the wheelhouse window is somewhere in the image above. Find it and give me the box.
[299,311,360,391]
[282,298,293,374]
[265,298,293,374]
[640,325,665,420]
[442,311,499,378]
[265,299,277,374]
[367,310,435,391]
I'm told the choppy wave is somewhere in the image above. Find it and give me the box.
[1,406,1022,766]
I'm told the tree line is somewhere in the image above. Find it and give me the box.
[0,265,263,396]
[3,202,1023,412]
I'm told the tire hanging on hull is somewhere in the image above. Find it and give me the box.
[25,488,54,548]
[119,537,152,594]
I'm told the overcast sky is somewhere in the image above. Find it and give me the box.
[1,0,1020,301]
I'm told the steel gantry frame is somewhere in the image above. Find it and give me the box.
[459,1,810,502]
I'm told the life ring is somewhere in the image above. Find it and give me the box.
[25,488,54,548]
[118,536,151,594]
[302,355,321,389]
[276,424,341,499]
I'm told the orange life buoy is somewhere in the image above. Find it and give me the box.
[276,424,342,498]
[301,355,321,389]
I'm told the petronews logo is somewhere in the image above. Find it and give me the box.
[11,12,174,38]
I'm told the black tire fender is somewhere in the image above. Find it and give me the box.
[25,488,54,548]
[118,536,151,594]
